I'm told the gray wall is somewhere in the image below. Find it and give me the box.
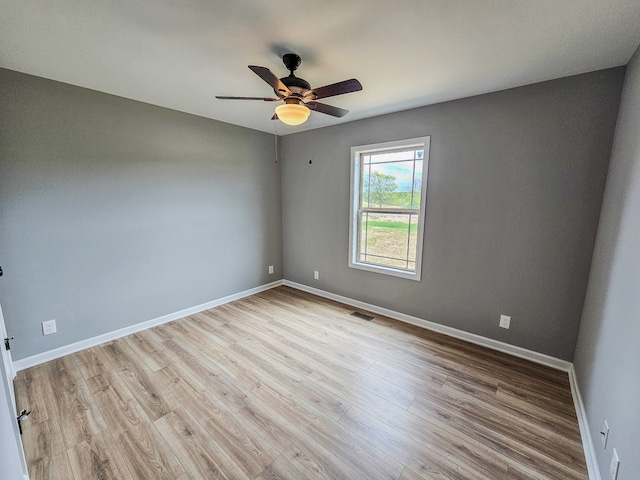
[281,68,625,361]
[574,45,640,479]
[0,68,283,360]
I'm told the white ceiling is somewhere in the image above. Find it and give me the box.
[2,1,640,135]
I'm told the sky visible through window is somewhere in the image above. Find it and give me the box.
[362,149,424,209]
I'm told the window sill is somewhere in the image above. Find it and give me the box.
[348,261,421,281]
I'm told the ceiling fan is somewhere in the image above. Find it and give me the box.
[216,53,363,126]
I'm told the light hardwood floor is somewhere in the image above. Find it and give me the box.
[14,286,588,479]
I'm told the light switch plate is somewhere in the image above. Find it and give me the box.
[601,420,609,449]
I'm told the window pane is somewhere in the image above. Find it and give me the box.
[362,161,412,208]
[358,211,369,262]
[411,160,423,209]
[368,161,418,208]
[408,215,419,261]
[361,163,372,208]
[359,213,415,271]
[366,164,399,208]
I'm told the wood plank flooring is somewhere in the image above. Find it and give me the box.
[14,286,588,479]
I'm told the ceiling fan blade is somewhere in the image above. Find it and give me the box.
[271,114,278,120]
[248,66,292,97]
[215,96,280,101]
[306,101,349,118]
[305,78,362,100]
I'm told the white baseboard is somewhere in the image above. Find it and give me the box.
[569,365,602,480]
[12,277,599,479]
[283,280,572,372]
[13,278,570,373]
[13,280,284,371]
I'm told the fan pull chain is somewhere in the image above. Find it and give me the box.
[274,121,278,164]
[308,131,312,165]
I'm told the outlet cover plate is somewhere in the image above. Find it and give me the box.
[268,265,274,274]
[610,448,619,480]
[499,315,511,329]
[314,271,319,280]
[42,319,57,336]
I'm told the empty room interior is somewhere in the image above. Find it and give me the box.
[1,1,640,479]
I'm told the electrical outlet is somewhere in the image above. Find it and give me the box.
[314,270,319,280]
[499,314,511,329]
[601,420,609,449]
[42,319,57,336]
[609,448,619,480]
[268,265,274,274]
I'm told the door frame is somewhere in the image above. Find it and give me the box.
[0,300,29,479]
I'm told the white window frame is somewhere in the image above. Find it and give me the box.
[349,136,430,281]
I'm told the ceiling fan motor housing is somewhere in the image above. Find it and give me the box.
[279,54,311,98]
[280,76,311,95]
[282,53,301,72]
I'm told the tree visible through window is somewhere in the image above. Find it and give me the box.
[349,137,430,280]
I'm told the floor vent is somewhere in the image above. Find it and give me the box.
[351,311,374,321]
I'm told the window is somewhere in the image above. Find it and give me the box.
[349,137,430,280]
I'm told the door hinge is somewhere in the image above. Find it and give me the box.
[17,409,31,435]
[4,336,14,351]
